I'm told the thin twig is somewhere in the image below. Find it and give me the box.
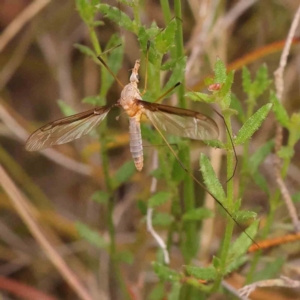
[273,5,300,232]
[0,0,51,53]
[0,165,94,300]
[146,150,170,264]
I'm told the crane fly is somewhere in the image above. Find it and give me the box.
[25,58,257,245]
[25,59,219,171]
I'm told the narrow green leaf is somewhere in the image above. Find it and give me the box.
[91,190,110,204]
[214,58,227,83]
[200,154,226,203]
[270,90,289,127]
[182,207,214,221]
[248,140,274,175]
[57,100,76,116]
[148,191,171,208]
[76,222,108,249]
[227,220,259,260]
[220,71,234,108]
[242,66,252,94]
[252,64,271,98]
[112,160,135,188]
[235,103,272,145]
[74,43,99,64]
[185,265,217,281]
[203,139,225,149]
[233,210,257,223]
[152,262,181,282]
[152,212,174,226]
[185,91,213,103]
[168,282,181,300]
[161,57,183,71]
[96,4,135,32]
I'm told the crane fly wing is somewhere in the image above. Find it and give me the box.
[25,106,111,151]
[139,101,219,140]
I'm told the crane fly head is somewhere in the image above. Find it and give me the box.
[130,59,141,83]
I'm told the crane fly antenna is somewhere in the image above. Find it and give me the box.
[150,121,258,246]
[97,55,124,88]
[154,82,181,103]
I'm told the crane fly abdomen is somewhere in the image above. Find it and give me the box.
[129,117,143,171]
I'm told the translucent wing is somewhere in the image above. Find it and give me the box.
[139,101,219,140]
[26,106,111,151]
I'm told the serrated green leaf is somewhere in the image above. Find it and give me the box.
[214,58,227,84]
[270,90,289,127]
[219,70,234,108]
[200,154,226,203]
[185,265,217,281]
[91,190,110,204]
[155,19,177,54]
[76,0,98,25]
[227,220,259,261]
[168,282,181,300]
[76,222,108,249]
[182,207,214,221]
[96,4,135,32]
[152,262,181,282]
[161,57,183,71]
[57,100,76,117]
[112,160,135,188]
[242,66,252,94]
[252,64,271,98]
[152,212,174,226]
[148,192,171,208]
[137,26,160,64]
[233,210,257,223]
[185,91,213,103]
[248,140,274,175]
[235,103,272,145]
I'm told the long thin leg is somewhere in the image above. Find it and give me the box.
[153,82,181,103]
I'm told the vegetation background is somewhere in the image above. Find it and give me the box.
[0,0,300,299]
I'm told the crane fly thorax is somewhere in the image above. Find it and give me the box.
[119,79,142,118]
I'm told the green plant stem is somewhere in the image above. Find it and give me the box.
[211,113,235,292]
